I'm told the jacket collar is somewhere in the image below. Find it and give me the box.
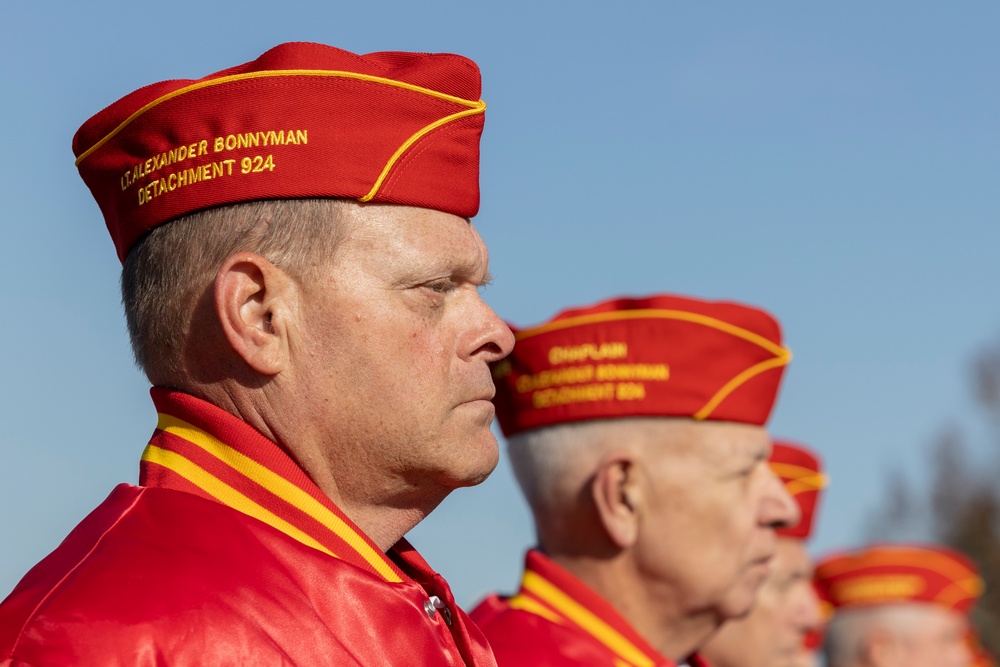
[140,388,406,583]
[510,549,702,667]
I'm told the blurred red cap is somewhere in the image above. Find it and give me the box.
[814,544,982,614]
[770,440,826,539]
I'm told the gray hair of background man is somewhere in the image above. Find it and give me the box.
[507,417,701,553]
[824,604,947,667]
[508,419,613,545]
[121,198,351,384]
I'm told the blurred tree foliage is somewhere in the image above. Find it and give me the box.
[867,339,1000,659]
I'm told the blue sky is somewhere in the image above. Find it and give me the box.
[2,1,999,605]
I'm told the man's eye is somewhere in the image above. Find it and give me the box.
[427,281,453,293]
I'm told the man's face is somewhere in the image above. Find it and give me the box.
[701,538,823,667]
[884,606,971,667]
[293,203,514,501]
[638,420,799,623]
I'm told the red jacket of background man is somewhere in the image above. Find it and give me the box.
[0,389,497,667]
[471,550,711,667]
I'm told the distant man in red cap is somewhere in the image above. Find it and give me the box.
[701,441,827,667]
[471,294,800,667]
[814,544,981,667]
[0,42,512,666]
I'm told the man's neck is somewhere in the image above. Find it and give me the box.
[335,497,442,552]
[180,381,445,552]
[552,553,718,662]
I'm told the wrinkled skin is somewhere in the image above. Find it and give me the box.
[701,537,822,667]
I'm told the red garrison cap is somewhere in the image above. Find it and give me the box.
[492,294,791,437]
[814,544,983,614]
[770,440,826,540]
[73,42,486,262]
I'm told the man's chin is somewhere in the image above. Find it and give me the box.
[438,433,500,488]
[721,599,757,622]
[716,583,764,622]
[461,444,500,487]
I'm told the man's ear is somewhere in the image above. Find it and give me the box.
[864,626,901,667]
[214,252,295,376]
[591,456,642,550]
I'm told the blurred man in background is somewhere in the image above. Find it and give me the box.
[702,440,827,667]
[472,293,799,666]
[815,544,981,667]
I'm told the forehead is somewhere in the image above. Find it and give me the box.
[873,604,967,637]
[634,418,770,472]
[683,420,771,466]
[921,605,968,632]
[339,203,487,272]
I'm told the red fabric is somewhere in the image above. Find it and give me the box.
[73,42,486,262]
[470,550,708,667]
[0,391,496,667]
[140,388,405,582]
[769,440,825,539]
[814,544,982,614]
[967,630,998,667]
[492,294,789,436]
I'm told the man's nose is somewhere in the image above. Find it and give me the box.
[796,580,824,631]
[762,466,800,530]
[468,296,515,363]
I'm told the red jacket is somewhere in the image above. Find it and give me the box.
[471,550,710,667]
[0,389,497,667]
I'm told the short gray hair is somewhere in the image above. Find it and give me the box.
[121,198,351,384]
[507,417,691,539]
[508,421,606,513]
[824,604,933,667]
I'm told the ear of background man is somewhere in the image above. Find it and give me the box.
[0,42,504,667]
[592,456,641,550]
[472,292,796,667]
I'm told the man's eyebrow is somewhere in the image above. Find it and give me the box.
[729,447,767,473]
[446,255,491,283]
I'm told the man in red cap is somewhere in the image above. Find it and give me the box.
[701,441,827,667]
[0,42,511,666]
[471,294,800,667]
[814,544,981,667]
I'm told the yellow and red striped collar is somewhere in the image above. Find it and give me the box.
[139,388,405,583]
[508,550,674,667]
